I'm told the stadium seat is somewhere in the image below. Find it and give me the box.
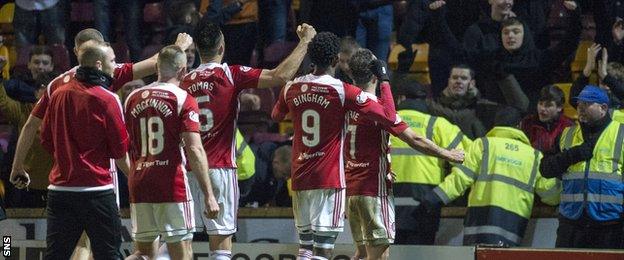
[554,83,578,119]
[388,43,431,84]
[0,3,15,23]
[144,2,165,24]
[70,2,94,22]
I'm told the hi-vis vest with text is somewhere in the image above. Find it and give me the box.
[433,127,560,246]
[559,122,624,221]
[390,110,470,185]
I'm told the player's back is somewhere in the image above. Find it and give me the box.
[124,82,199,203]
[180,62,262,168]
[345,108,392,197]
[283,74,352,190]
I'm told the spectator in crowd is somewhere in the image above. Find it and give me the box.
[395,0,481,95]
[606,19,624,63]
[118,79,146,103]
[163,27,201,70]
[351,0,393,62]
[424,64,528,138]
[462,0,515,56]
[335,36,360,84]
[0,72,55,208]
[270,144,292,207]
[257,0,291,47]
[239,141,292,208]
[520,85,574,155]
[165,0,201,27]
[205,0,259,65]
[93,0,145,62]
[513,0,579,49]
[298,0,357,37]
[541,85,624,249]
[390,80,470,246]
[571,43,624,113]
[432,1,581,111]
[590,0,624,46]
[12,46,55,87]
[13,0,65,47]
[424,106,560,247]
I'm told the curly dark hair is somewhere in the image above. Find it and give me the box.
[195,21,223,58]
[348,48,374,85]
[308,32,340,69]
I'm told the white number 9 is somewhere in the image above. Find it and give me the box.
[302,109,320,147]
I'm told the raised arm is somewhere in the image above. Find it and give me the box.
[396,127,464,163]
[257,24,316,89]
[132,33,194,80]
[182,131,219,218]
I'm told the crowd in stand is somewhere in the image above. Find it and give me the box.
[2,0,624,251]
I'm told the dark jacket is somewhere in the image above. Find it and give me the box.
[540,114,612,179]
[426,74,529,138]
[436,6,581,109]
[520,113,575,156]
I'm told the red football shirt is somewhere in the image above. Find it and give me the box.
[31,63,134,119]
[40,77,129,190]
[180,63,262,168]
[272,74,406,191]
[344,83,406,197]
[124,82,200,203]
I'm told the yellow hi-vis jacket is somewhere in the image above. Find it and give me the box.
[235,129,255,181]
[432,127,560,246]
[390,109,471,185]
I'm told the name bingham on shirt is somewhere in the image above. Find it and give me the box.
[293,93,330,109]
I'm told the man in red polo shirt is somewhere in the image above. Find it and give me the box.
[40,41,131,259]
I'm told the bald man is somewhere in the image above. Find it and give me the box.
[39,40,132,259]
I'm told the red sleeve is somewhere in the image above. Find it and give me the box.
[378,81,397,116]
[344,83,397,127]
[272,86,288,121]
[31,93,48,119]
[384,121,409,136]
[231,65,262,90]
[110,63,134,92]
[180,95,200,133]
[104,97,129,159]
[39,104,53,153]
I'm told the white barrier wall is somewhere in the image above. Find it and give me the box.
[2,240,474,260]
[0,218,559,247]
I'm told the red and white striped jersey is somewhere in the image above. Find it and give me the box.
[124,82,200,203]
[272,74,407,191]
[180,63,262,168]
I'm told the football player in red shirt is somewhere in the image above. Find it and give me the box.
[179,22,316,259]
[272,33,463,260]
